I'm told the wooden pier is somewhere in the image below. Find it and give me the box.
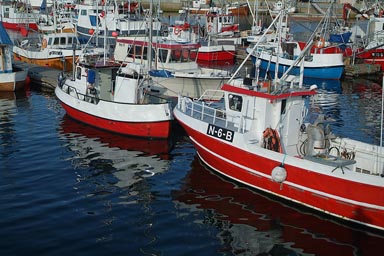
[14,61,66,91]
[343,63,382,77]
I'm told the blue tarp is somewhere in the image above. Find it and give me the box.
[148,69,174,78]
[87,69,96,84]
[329,31,352,44]
[40,0,47,12]
[0,22,12,45]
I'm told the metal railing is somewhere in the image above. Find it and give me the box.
[178,94,248,133]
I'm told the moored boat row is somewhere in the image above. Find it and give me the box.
[2,1,384,233]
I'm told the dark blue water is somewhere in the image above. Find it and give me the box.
[0,77,383,256]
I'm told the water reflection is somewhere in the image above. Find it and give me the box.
[335,78,382,145]
[59,116,171,191]
[0,91,30,169]
[173,157,384,256]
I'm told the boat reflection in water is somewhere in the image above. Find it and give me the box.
[59,115,171,190]
[173,157,384,256]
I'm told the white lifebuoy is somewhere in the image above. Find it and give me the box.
[271,166,287,183]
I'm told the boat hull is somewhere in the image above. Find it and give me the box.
[0,70,28,92]
[55,87,172,139]
[13,48,79,72]
[174,109,384,231]
[250,54,344,80]
[2,21,38,31]
[356,48,384,71]
[197,46,236,63]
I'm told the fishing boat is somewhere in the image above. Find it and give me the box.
[246,5,345,80]
[196,6,240,65]
[352,16,384,71]
[114,26,232,99]
[12,31,83,72]
[0,21,28,92]
[55,53,173,139]
[173,11,384,232]
[0,1,38,31]
[75,0,164,46]
[182,0,249,16]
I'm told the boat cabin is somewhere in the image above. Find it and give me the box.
[114,36,200,71]
[221,79,316,155]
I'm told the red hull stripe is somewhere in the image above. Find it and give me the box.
[61,102,171,139]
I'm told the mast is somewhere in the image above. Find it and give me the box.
[148,0,153,70]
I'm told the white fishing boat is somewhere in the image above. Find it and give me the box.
[75,0,164,46]
[196,5,240,65]
[55,51,173,139]
[13,31,82,72]
[114,27,232,99]
[0,1,38,31]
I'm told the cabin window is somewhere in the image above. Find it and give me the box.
[81,10,87,16]
[68,37,73,44]
[135,45,142,58]
[151,48,156,61]
[180,49,190,62]
[60,37,66,45]
[169,49,194,63]
[228,94,243,112]
[111,68,118,94]
[54,37,60,45]
[158,49,168,62]
[127,45,134,58]
[170,49,182,62]
[142,46,148,60]
[281,99,286,115]
[190,49,198,61]
[76,67,82,80]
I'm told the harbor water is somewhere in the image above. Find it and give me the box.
[0,76,383,256]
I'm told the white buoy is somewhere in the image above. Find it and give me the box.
[271,166,287,183]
